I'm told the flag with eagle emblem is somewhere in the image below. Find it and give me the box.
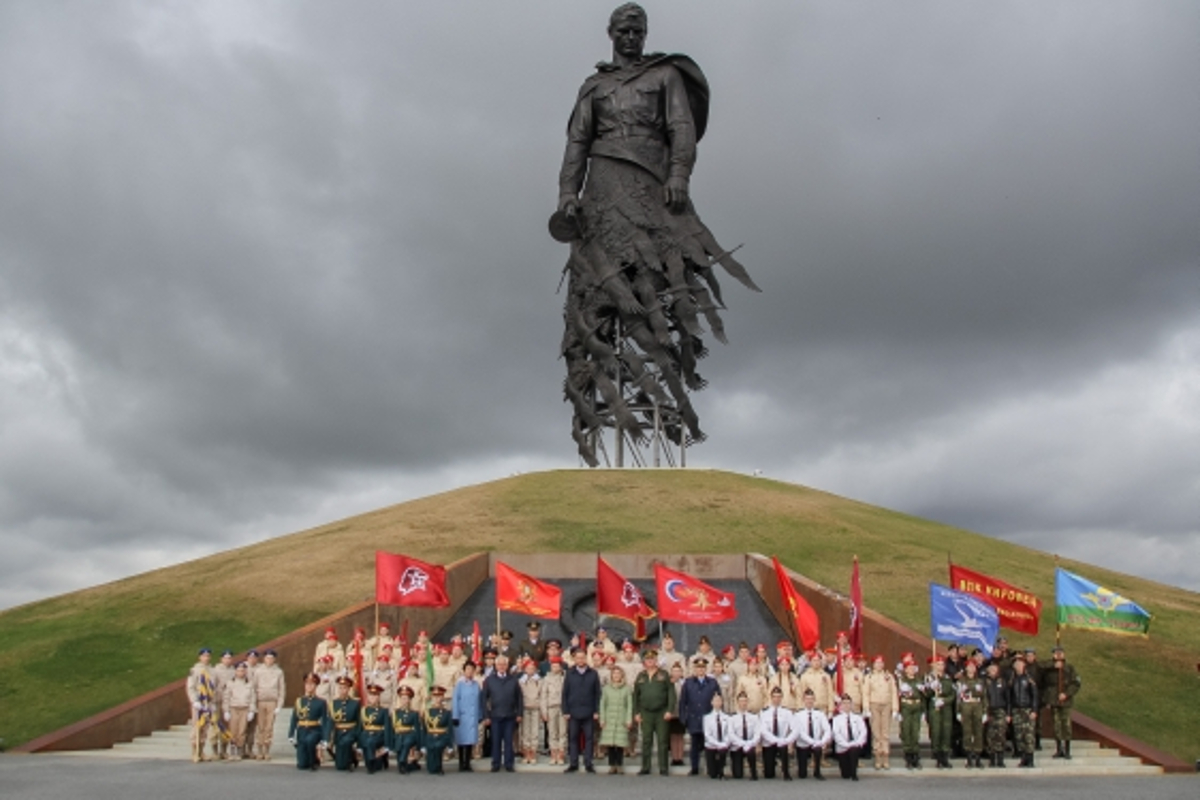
[1056,567,1150,637]
[654,564,737,623]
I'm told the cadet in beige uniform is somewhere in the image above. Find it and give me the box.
[313,628,345,673]
[212,650,236,758]
[798,654,835,716]
[541,656,567,765]
[765,656,800,709]
[519,657,543,763]
[364,622,396,672]
[251,649,286,760]
[397,664,428,712]
[222,662,257,760]
[242,650,261,754]
[863,654,899,770]
[727,643,752,681]
[735,657,768,712]
[368,654,397,708]
[658,633,687,674]
[432,646,463,695]
[186,648,219,763]
[841,654,865,712]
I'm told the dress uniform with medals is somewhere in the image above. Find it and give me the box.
[288,673,330,771]
[897,659,925,770]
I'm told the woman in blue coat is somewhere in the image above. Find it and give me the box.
[452,661,485,772]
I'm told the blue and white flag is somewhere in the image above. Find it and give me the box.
[930,583,1000,657]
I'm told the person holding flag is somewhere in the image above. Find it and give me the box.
[1040,645,1082,760]
[185,648,219,763]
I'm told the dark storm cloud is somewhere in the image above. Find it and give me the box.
[0,1,1196,607]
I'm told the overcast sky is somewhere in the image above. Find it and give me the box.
[1,1,1196,610]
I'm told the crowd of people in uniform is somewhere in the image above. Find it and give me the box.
[184,621,1081,780]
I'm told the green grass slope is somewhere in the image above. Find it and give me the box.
[1,470,1196,761]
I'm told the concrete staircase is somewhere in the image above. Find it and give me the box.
[59,711,1162,776]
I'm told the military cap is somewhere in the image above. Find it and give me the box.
[661,631,674,641]
[873,654,886,664]
[264,649,277,657]
[928,655,944,664]
[722,645,735,656]
[303,672,320,685]
[549,656,563,664]
[736,691,748,699]
[324,627,338,637]
[500,630,513,640]
[366,684,382,694]
[235,661,248,670]
[377,654,391,662]
[698,635,711,645]
[336,676,354,687]
[693,657,708,667]
[641,649,658,660]
[777,656,791,666]
[803,688,815,696]
[483,648,498,658]
[1011,652,1027,663]
[622,641,636,652]
[398,686,415,698]
[526,621,541,631]
[246,649,260,657]
[546,638,563,648]
[1052,646,1065,655]
[198,647,212,655]
[379,622,392,630]
[430,685,447,696]
[221,649,234,657]
[770,686,783,695]
[776,640,790,649]
[1025,647,1037,654]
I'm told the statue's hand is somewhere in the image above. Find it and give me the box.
[558,194,581,218]
[663,177,689,213]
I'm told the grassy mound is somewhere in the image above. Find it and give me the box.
[2,470,1196,760]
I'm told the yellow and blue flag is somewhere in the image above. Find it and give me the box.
[1056,568,1151,637]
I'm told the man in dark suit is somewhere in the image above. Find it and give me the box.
[482,654,522,772]
[679,658,720,775]
[561,646,601,773]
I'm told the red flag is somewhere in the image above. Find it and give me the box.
[849,556,863,655]
[376,552,450,607]
[772,556,820,650]
[495,562,562,618]
[654,564,737,624]
[471,621,482,664]
[596,557,657,640]
[949,563,1042,635]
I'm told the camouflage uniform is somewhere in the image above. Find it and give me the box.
[1007,668,1039,766]
[897,672,925,768]
[982,671,1009,766]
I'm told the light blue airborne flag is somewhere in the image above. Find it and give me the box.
[930,583,1000,657]
[1056,568,1151,637]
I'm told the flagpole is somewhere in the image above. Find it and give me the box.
[1054,554,1061,647]
[496,607,502,639]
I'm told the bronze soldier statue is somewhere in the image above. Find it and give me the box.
[553,3,758,466]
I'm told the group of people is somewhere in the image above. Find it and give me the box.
[183,647,286,762]
[184,621,1081,779]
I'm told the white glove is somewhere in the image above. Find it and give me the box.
[224,711,231,721]
[893,713,901,722]
[982,714,988,724]
[319,741,328,749]
[934,699,944,709]
[192,701,202,711]
[955,713,962,722]
[420,747,427,754]
[249,712,257,721]
[862,710,871,719]
[288,737,296,746]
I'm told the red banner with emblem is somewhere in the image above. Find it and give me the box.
[596,557,656,640]
[654,564,737,624]
[495,561,561,619]
[949,562,1041,635]
[376,552,450,607]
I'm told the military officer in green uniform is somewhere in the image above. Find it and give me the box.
[923,655,956,769]
[388,686,422,774]
[982,660,1009,767]
[422,685,454,775]
[1007,654,1039,767]
[359,684,391,774]
[897,658,925,770]
[288,673,330,771]
[633,648,677,776]
[1040,646,1081,759]
[955,660,987,768]
[328,675,362,771]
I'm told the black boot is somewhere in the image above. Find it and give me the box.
[1064,742,1071,760]
[943,752,953,769]
[1053,740,1064,759]
[996,755,1005,768]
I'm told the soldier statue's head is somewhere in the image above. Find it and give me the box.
[608,3,647,60]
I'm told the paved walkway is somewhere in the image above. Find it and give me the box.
[0,753,1195,800]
